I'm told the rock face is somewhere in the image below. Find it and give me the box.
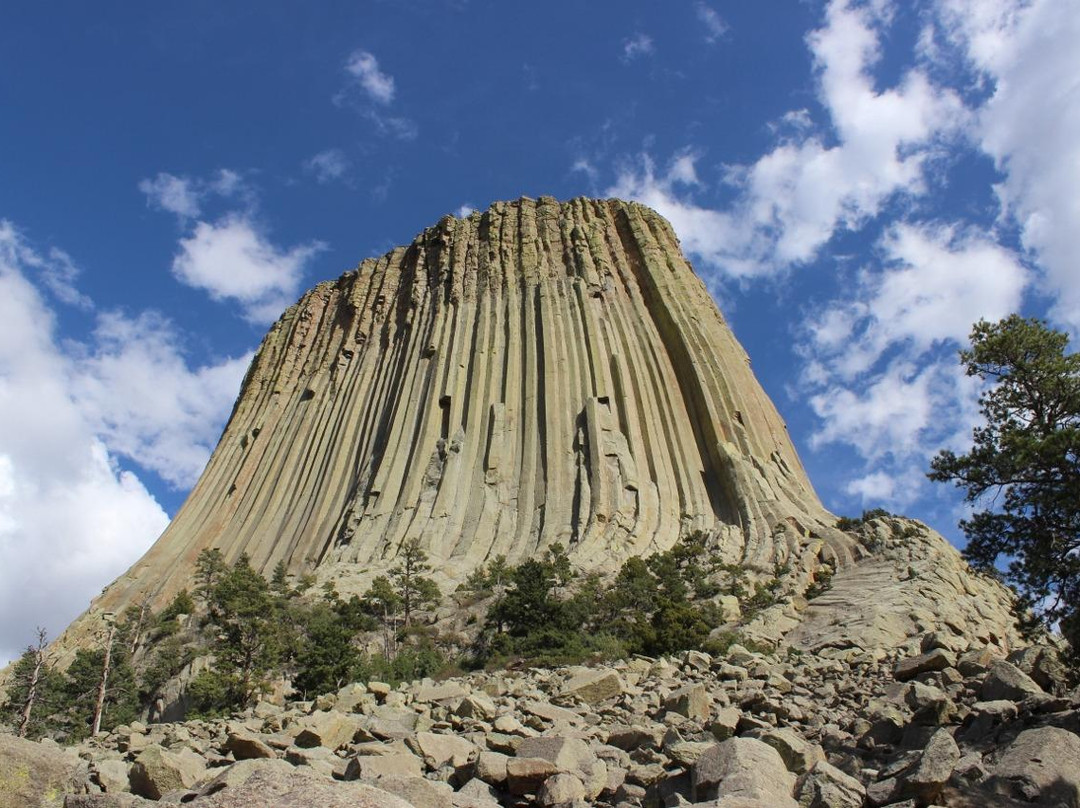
[60,196,857,643]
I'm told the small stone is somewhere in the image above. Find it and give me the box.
[506,757,559,795]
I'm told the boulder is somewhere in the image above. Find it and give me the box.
[224,731,276,760]
[980,659,1045,702]
[0,733,91,808]
[903,727,960,803]
[537,772,586,806]
[748,727,825,774]
[410,731,476,770]
[129,744,206,799]
[664,683,711,721]
[561,667,623,704]
[174,758,415,807]
[894,648,954,681]
[794,760,866,808]
[984,726,1080,806]
[691,737,798,807]
[506,757,559,795]
[344,752,423,780]
[292,710,362,750]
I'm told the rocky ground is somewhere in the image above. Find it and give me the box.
[3,635,1078,808]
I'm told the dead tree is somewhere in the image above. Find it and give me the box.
[91,617,117,737]
[17,628,48,738]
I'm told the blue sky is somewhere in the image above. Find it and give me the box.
[2,0,1078,663]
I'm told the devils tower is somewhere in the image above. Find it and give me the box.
[65,198,842,618]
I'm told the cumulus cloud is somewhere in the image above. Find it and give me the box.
[172,215,325,324]
[934,0,1080,330]
[622,33,654,62]
[304,148,350,184]
[608,0,968,279]
[806,222,1030,379]
[0,223,250,665]
[800,223,1028,508]
[345,50,396,104]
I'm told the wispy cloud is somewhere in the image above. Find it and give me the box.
[304,148,350,184]
[695,3,729,44]
[622,33,654,62]
[337,49,417,141]
[345,50,395,104]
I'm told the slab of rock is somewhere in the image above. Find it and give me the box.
[225,731,276,760]
[903,727,960,804]
[894,648,954,681]
[344,752,423,780]
[983,726,1080,806]
[981,659,1045,702]
[475,750,509,785]
[506,757,559,795]
[174,759,415,807]
[129,744,206,799]
[748,727,825,774]
[0,734,92,808]
[561,667,623,704]
[794,760,866,808]
[664,683,710,721]
[363,773,454,808]
[691,737,798,807]
[456,694,498,720]
[292,710,361,750]
[410,731,476,769]
[537,772,586,806]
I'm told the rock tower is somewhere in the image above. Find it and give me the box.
[85,197,849,614]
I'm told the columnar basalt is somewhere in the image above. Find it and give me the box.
[81,196,849,623]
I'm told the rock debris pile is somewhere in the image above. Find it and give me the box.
[8,638,1078,807]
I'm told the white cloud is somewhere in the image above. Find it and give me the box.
[695,3,729,44]
[304,149,350,183]
[138,170,254,222]
[71,311,252,488]
[337,51,417,141]
[172,215,326,324]
[806,222,1029,379]
[608,0,968,279]
[799,222,1027,508]
[345,50,396,104]
[934,0,1080,331]
[622,33,654,62]
[0,224,249,665]
[138,173,202,220]
[455,204,476,218]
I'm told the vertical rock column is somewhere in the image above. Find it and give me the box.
[83,197,838,620]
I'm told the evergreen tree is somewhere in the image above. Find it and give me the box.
[389,539,440,626]
[930,316,1080,663]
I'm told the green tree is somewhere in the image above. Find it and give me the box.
[929,315,1080,661]
[197,554,288,711]
[389,539,440,626]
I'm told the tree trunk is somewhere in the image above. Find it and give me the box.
[17,628,47,738]
[91,622,116,737]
